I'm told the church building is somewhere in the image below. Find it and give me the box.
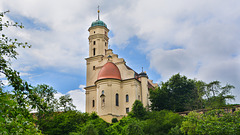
[85,9,157,122]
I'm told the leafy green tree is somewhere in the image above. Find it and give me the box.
[69,113,109,135]
[129,100,147,120]
[84,115,109,135]
[112,118,118,123]
[150,74,197,112]
[106,117,141,135]
[124,120,144,135]
[149,86,170,111]
[143,110,183,135]
[194,80,206,109]
[1,11,77,134]
[81,123,98,135]
[169,125,183,135]
[40,111,90,135]
[59,94,76,112]
[204,81,235,108]
[180,109,240,135]
[150,74,236,112]
[0,90,42,134]
[0,11,42,134]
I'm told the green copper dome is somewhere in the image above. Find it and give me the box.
[91,20,107,28]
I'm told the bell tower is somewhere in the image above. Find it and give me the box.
[86,7,110,87]
[88,8,109,57]
[85,8,111,113]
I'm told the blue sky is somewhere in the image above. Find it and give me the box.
[1,0,240,112]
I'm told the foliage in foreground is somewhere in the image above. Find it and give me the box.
[181,109,240,135]
[42,100,240,135]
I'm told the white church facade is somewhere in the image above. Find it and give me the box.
[85,10,157,122]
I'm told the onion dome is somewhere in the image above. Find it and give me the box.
[90,7,108,28]
[97,62,121,80]
[91,20,107,28]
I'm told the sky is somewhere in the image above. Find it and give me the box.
[1,0,240,112]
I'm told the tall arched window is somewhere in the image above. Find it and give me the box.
[102,90,104,95]
[93,41,96,45]
[92,100,95,107]
[93,48,96,56]
[126,94,129,102]
[116,93,119,106]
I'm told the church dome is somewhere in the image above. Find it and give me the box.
[91,20,107,28]
[139,72,148,78]
[97,62,121,80]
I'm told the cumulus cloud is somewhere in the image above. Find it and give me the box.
[1,0,90,75]
[55,84,86,112]
[138,0,240,103]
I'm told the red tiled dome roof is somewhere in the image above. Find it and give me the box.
[97,62,121,80]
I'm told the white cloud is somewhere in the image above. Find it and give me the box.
[55,84,86,112]
[1,80,9,86]
[67,89,85,112]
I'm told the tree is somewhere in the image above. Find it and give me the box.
[59,94,76,112]
[106,116,143,135]
[40,111,90,135]
[204,81,235,108]
[129,100,147,120]
[149,74,236,112]
[81,123,99,135]
[0,89,42,134]
[150,74,198,112]
[1,11,75,134]
[112,118,118,123]
[180,109,240,135]
[124,120,144,135]
[143,110,183,135]
[0,11,42,134]
[194,80,206,109]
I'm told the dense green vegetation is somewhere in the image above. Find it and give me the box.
[1,11,240,134]
[150,74,235,112]
[37,101,240,135]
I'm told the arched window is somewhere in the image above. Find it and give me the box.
[93,41,96,45]
[126,94,129,102]
[126,108,129,113]
[93,66,95,70]
[116,93,119,106]
[102,90,104,95]
[92,100,95,107]
[93,48,96,56]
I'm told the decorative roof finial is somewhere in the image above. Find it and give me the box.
[142,67,143,72]
[97,5,100,20]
